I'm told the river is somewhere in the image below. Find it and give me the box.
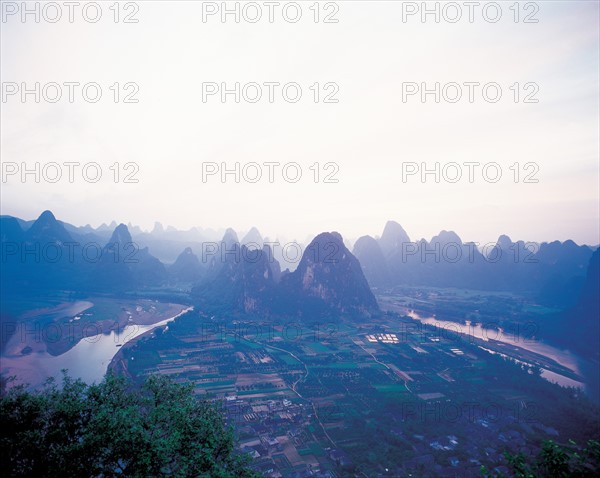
[404,309,599,402]
[1,306,192,388]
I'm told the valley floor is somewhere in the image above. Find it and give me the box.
[110,303,599,477]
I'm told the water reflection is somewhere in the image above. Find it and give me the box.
[404,308,597,400]
[1,308,191,388]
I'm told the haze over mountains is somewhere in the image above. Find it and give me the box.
[546,248,600,357]
[193,231,379,318]
[1,211,168,292]
[280,232,379,317]
[1,209,599,381]
[1,211,598,327]
[0,211,380,318]
[353,221,596,308]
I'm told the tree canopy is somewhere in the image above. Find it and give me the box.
[482,439,600,478]
[0,372,260,478]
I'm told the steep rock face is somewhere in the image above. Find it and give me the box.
[169,247,203,282]
[564,248,600,357]
[194,232,379,318]
[241,227,264,249]
[262,244,282,283]
[535,241,594,307]
[280,232,379,316]
[5,211,82,289]
[578,248,600,314]
[542,247,600,359]
[378,221,410,258]
[204,228,240,278]
[0,216,25,243]
[193,244,277,314]
[0,217,26,287]
[352,235,390,287]
[430,230,462,246]
[25,210,72,244]
[222,228,239,250]
[93,224,166,290]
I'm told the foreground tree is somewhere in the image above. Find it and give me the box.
[482,439,600,477]
[0,372,260,478]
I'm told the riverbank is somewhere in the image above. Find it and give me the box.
[379,296,599,403]
[3,298,187,357]
[0,300,191,388]
[108,306,194,379]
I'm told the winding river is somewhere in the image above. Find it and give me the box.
[405,309,599,403]
[1,306,192,388]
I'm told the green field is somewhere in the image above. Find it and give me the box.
[373,384,411,393]
[305,342,331,353]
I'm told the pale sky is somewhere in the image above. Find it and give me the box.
[1,1,599,246]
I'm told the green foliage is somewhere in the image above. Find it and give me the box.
[481,439,600,478]
[0,372,260,478]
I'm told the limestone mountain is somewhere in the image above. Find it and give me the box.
[193,244,278,314]
[569,247,600,357]
[4,211,82,289]
[262,243,282,282]
[378,220,410,258]
[352,235,390,287]
[545,248,600,359]
[280,232,379,317]
[0,216,25,243]
[169,247,203,283]
[194,231,377,318]
[93,224,167,290]
[202,227,239,275]
[241,227,264,249]
[25,210,72,244]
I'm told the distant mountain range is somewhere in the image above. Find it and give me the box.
[1,211,167,292]
[279,232,379,317]
[192,231,379,319]
[543,248,600,358]
[353,220,597,307]
[1,212,597,315]
[93,223,167,291]
[0,211,379,318]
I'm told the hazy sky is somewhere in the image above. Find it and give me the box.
[1,1,599,246]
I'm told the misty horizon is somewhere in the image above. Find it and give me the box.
[3,209,599,250]
[2,1,599,247]
[2,2,599,477]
